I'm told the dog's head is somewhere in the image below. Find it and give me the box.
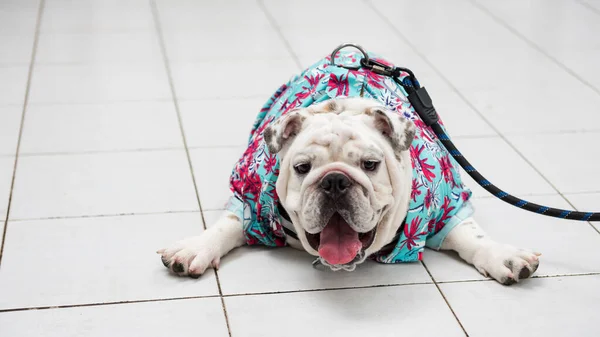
[265,97,415,270]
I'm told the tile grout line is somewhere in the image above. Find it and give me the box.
[0,0,46,267]
[0,271,597,314]
[30,58,297,67]
[420,261,469,336]
[6,192,593,223]
[0,282,433,313]
[5,145,239,158]
[148,1,232,336]
[0,282,435,314]
[255,0,304,70]
[7,209,202,223]
[3,127,600,159]
[149,0,205,229]
[220,282,434,297]
[465,0,600,236]
[9,188,596,223]
[16,146,186,157]
[0,295,222,314]
[15,95,267,106]
[576,0,600,16]
[436,271,600,284]
[363,0,600,235]
[469,0,600,95]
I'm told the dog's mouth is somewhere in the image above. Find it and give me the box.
[305,212,376,266]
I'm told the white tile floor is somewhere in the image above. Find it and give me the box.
[1,0,600,336]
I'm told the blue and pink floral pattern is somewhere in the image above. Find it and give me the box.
[227,50,473,263]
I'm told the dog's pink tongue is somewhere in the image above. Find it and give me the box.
[318,213,362,265]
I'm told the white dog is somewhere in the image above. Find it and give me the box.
[158,48,540,284]
[158,95,540,285]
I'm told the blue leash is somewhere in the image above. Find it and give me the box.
[337,43,599,222]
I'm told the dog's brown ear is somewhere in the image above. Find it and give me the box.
[264,109,307,154]
[369,107,415,156]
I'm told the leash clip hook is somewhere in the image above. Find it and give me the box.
[330,43,398,76]
[360,58,396,76]
[330,43,370,70]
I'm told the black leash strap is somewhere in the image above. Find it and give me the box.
[331,43,599,222]
[400,71,599,221]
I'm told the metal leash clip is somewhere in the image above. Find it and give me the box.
[360,58,397,76]
[330,43,399,76]
[329,43,369,70]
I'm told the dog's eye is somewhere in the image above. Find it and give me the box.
[294,163,311,175]
[362,160,380,172]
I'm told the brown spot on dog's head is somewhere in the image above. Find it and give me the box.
[323,100,339,113]
[264,109,307,154]
[310,100,342,115]
[263,126,275,150]
[368,107,415,159]
[399,116,415,151]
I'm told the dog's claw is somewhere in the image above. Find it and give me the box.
[501,276,517,285]
[172,262,184,273]
[211,258,221,270]
[518,266,531,280]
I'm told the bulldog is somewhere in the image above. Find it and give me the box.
[157,51,540,285]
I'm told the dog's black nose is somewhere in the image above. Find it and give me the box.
[320,173,352,196]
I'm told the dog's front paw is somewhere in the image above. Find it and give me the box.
[157,235,221,278]
[472,242,541,285]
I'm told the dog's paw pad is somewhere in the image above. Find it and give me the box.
[473,243,541,285]
[518,265,531,280]
[158,235,220,278]
[500,274,517,286]
[189,272,202,279]
[172,262,185,273]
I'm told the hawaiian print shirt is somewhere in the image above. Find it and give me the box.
[227,50,473,263]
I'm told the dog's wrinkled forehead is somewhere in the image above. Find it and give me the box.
[304,114,359,150]
[264,97,415,157]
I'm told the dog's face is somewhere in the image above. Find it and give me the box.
[265,97,415,270]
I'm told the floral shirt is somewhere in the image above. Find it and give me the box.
[227,50,472,263]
